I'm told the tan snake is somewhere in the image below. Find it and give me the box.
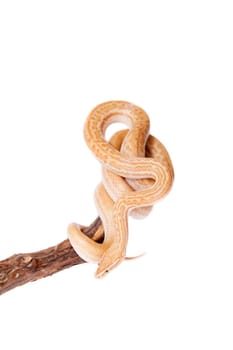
[68,101,174,277]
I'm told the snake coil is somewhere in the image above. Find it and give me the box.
[68,101,174,277]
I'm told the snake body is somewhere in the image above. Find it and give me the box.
[68,101,174,277]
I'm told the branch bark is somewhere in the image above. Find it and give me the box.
[0,217,102,295]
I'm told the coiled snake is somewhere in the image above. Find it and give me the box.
[68,101,174,277]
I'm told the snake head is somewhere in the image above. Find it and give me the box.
[95,251,125,278]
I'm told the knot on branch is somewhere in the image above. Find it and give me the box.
[0,271,8,284]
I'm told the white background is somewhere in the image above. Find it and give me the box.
[0,1,232,349]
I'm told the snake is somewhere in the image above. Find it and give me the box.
[67,101,174,278]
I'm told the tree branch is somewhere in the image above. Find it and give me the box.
[0,217,102,295]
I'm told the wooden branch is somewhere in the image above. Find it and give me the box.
[0,217,102,295]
